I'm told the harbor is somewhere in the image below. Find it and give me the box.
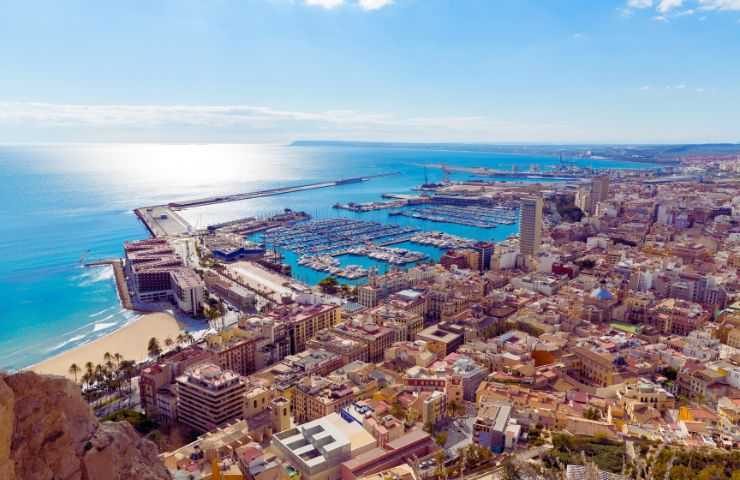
[395,204,518,228]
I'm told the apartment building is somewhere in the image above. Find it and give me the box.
[333,321,395,363]
[307,331,370,364]
[266,303,342,355]
[203,327,260,376]
[415,323,465,356]
[139,345,214,419]
[293,376,357,425]
[176,363,247,433]
[564,347,618,388]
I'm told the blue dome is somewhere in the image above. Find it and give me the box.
[590,287,614,301]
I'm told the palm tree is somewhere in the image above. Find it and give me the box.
[103,351,112,365]
[164,337,174,349]
[85,361,94,377]
[176,333,185,345]
[113,352,123,369]
[147,337,162,358]
[184,332,195,344]
[68,363,81,384]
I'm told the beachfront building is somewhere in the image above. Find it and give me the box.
[176,363,247,433]
[170,268,205,316]
[139,345,215,421]
[123,238,205,315]
[519,196,543,256]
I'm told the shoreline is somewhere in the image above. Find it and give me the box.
[28,311,188,381]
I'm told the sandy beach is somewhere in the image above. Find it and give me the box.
[30,312,184,381]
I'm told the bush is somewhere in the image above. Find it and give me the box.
[104,408,159,435]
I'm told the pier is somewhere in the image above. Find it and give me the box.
[83,258,133,310]
[134,173,398,238]
[167,172,399,210]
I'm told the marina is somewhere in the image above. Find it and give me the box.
[396,204,518,228]
[409,231,476,249]
[260,218,419,255]
[263,218,432,280]
[333,199,409,212]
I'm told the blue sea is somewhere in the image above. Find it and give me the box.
[0,143,657,371]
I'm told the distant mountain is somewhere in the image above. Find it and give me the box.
[291,140,740,164]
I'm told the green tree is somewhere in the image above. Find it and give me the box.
[147,337,162,358]
[583,407,601,421]
[113,352,123,369]
[435,432,448,447]
[697,464,728,480]
[318,276,339,294]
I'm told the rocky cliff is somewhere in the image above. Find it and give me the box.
[0,371,171,480]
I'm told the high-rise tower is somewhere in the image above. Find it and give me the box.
[519,196,543,256]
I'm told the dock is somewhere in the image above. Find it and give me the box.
[134,205,192,238]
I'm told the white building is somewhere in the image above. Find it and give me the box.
[271,412,375,480]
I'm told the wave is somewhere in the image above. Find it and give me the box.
[92,321,118,332]
[89,306,116,318]
[78,265,114,287]
[47,334,87,352]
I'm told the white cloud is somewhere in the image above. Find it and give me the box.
[0,101,581,142]
[304,0,344,9]
[696,87,706,92]
[302,0,394,10]
[697,0,740,10]
[357,0,393,10]
[640,85,651,90]
[626,0,740,18]
[657,0,684,12]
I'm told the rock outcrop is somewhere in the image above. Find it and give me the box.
[0,371,171,480]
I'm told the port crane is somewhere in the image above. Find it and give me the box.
[441,164,451,183]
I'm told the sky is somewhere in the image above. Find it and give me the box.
[0,0,739,144]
